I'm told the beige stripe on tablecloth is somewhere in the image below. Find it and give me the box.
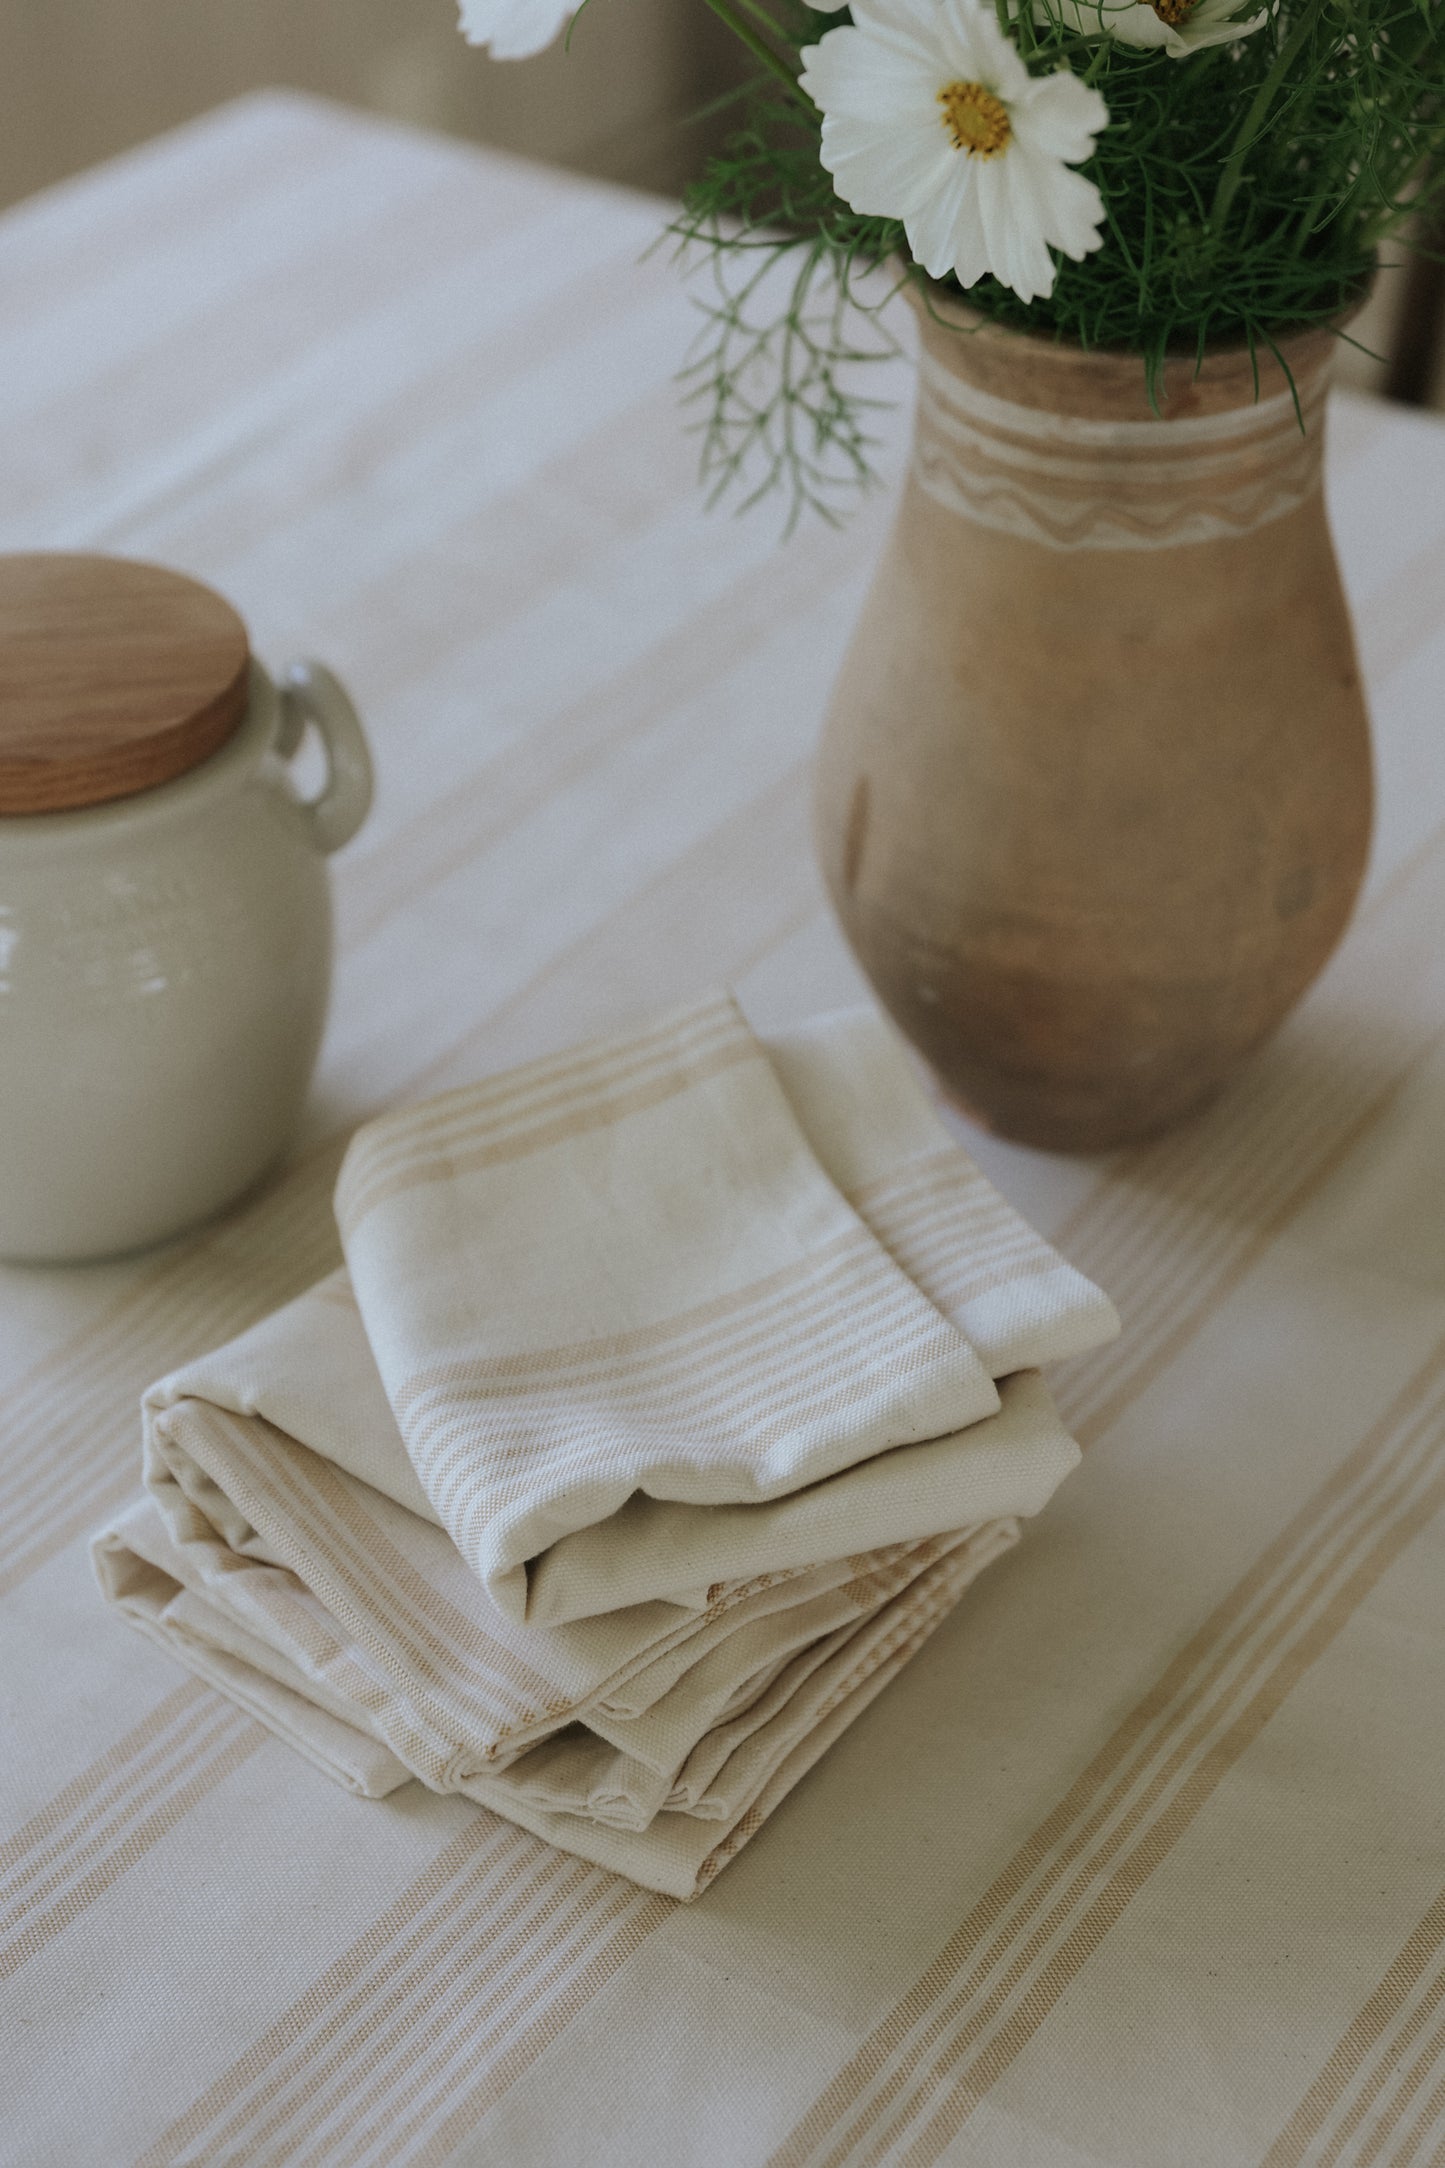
[764,1332,1445,2168]
[1265,1881,1445,2168]
[0,1686,264,1984]
[396,761,821,1113]
[1398,2082,1445,2166]
[1342,2017,1445,2168]
[130,1816,669,2168]
[336,500,859,957]
[1055,817,1445,1444]
[1394,2048,1445,2167]
[230,1860,643,2167]
[1261,1882,1445,2167]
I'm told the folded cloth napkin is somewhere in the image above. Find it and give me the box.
[94,994,1118,1900]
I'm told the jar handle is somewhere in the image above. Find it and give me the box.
[278,661,374,855]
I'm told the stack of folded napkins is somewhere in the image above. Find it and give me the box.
[94,993,1117,1900]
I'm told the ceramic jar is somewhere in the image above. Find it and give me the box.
[0,555,372,1261]
[815,295,1373,1153]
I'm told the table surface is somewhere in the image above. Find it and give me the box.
[4,91,1445,2168]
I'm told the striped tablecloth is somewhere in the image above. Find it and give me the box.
[3,90,1445,2168]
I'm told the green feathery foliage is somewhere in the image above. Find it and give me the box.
[672,0,1445,521]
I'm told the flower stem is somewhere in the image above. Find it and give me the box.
[725,0,800,45]
[697,0,815,108]
[1208,0,1324,236]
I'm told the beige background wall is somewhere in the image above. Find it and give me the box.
[0,0,740,210]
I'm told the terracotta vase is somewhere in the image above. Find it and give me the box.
[815,294,1372,1152]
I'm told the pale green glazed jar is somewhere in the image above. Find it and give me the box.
[0,657,372,1261]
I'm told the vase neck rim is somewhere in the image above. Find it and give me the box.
[910,286,1345,425]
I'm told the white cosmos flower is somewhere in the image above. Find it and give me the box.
[1038,0,1266,56]
[457,0,575,60]
[800,0,1109,305]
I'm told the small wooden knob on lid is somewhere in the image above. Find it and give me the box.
[0,553,251,814]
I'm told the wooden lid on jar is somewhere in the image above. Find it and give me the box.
[0,553,251,814]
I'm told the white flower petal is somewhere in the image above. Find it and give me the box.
[936,0,1031,98]
[1097,3,1174,46]
[948,172,996,288]
[979,156,1057,300]
[1038,0,1265,53]
[1171,0,1268,36]
[904,155,976,279]
[822,115,959,217]
[1016,68,1109,162]
[850,0,953,51]
[800,30,948,118]
[1167,6,1267,52]
[1021,146,1105,258]
[457,0,573,58]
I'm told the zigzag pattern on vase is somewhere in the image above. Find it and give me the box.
[912,349,1330,552]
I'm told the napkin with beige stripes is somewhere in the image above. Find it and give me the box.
[94,993,1118,1899]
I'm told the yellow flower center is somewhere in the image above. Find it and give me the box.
[937,80,1013,158]
[1146,0,1196,21]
